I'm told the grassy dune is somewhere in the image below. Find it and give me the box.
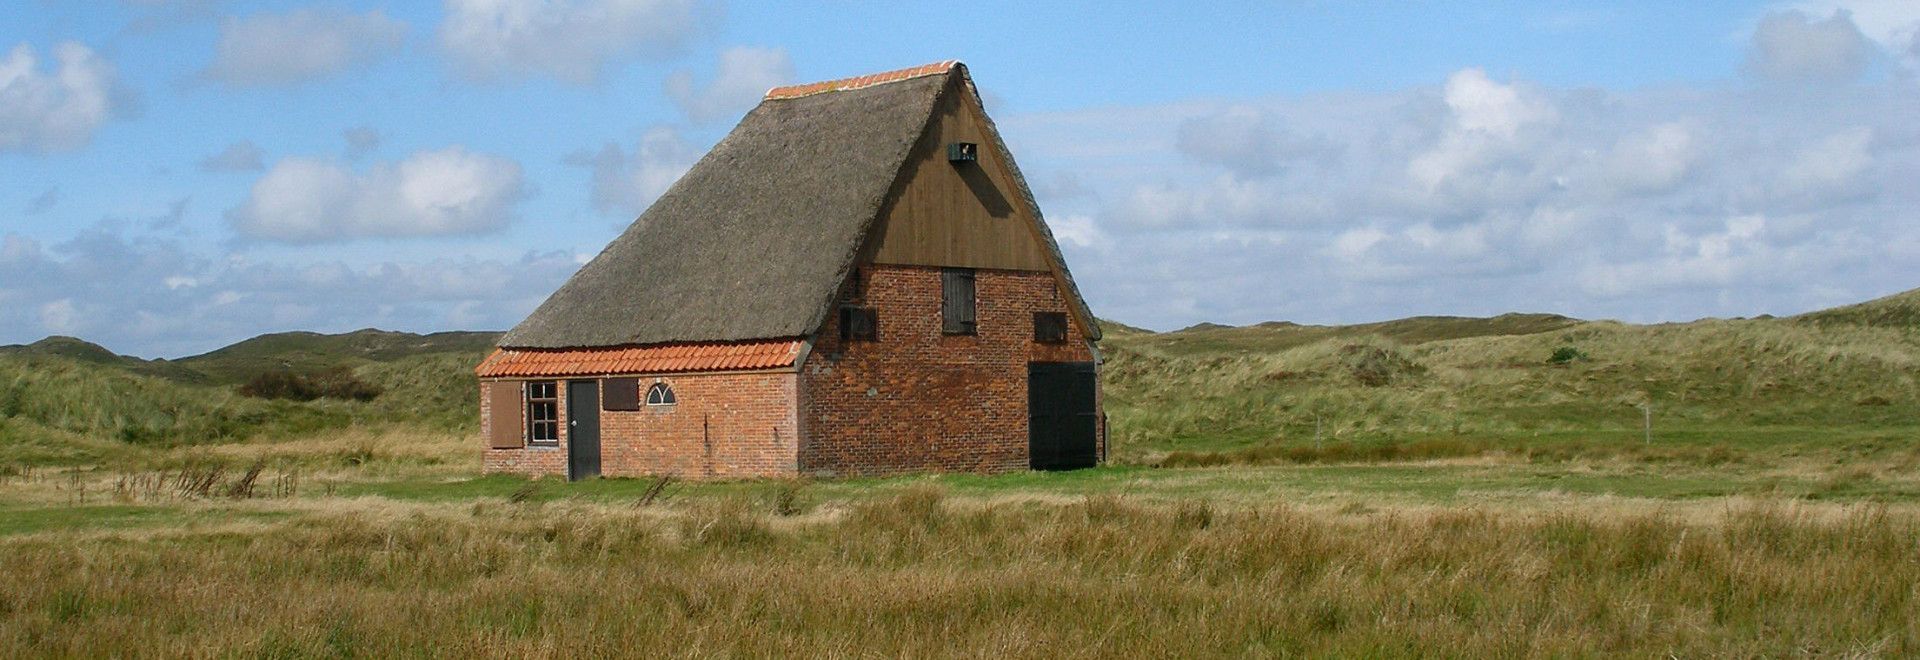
[1107,313,1919,465]
[1,290,1918,655]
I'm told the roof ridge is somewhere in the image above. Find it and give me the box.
[764,60,959,101]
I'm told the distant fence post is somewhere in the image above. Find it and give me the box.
[1641,403,1652,445]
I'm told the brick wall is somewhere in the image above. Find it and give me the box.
[480,380,567,476]
[799,264,1101,476]
[597,372,799,479]
[481,372,800,479]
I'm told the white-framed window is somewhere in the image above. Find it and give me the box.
[645,382,677,406]
[525,381,559,444]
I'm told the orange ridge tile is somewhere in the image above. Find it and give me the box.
[764,60,958,100]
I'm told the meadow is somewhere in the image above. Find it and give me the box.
[0,288,1917,656]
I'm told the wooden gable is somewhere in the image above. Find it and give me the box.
[866,77,1052,272]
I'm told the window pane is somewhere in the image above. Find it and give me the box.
[647,383,676,406]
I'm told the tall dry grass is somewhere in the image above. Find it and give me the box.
[0,492,1913,656]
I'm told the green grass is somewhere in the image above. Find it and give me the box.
[0,292,1915,655]
[0,503,292,536]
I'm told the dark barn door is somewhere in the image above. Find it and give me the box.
[1028,362,1098,470]
[566,380,601,480]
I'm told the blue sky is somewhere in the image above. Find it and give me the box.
[3,1,1918,357]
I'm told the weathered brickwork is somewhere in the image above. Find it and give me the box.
[481,372,799,479]
[799,264,1102,476]
[480,381,568,477]
[596,372,798,479]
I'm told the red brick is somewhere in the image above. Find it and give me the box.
[479,264,1102,479]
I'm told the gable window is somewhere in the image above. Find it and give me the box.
[525,381,558,444]
[1034,312,1069,344]
[646,382,677,406]
[840,305,878,342]
[845,268,866,303]
[603,377,640,411]
[941,268,977,335]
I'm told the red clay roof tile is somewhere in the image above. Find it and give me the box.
[474,339,803,378]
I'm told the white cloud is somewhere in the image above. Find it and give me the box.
[198,139,264,172]
[1331,227,1388,259]
[1788,1,1920,55]
[1048,214,1105,249]
[228,147,526,243]
[566,126,697,215]
[1175,106,1278,177]
[1778,126,1874,200]
[438,0,711,84]
[201,8,406,86]
[38,299,79,335]
[0,228,584,356]
[995,59,1920,330]
[1175,106,1342,180]
[665,46,793,123]
[1443,68,1557,140]
[1747,10,1873,83]
[1601,122,1698,194]
[0,42,134,154]
[1407,68,1558,194]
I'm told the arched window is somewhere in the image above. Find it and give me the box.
[645,382,677,406]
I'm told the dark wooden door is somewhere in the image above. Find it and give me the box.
[1028,362,1097,470]
[567,380,601,481]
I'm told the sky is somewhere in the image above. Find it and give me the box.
[2,1,1918,358]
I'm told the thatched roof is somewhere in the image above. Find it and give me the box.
[500,61,1100,349]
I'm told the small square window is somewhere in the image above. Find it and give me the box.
[840,305,877,342]
[1034,312,1069,344]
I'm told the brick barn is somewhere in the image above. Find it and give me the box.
[476,61,1104,480]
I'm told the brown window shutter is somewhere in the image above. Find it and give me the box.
[942,268,976,335]
[486,381,525,449]
[603,378,640,411]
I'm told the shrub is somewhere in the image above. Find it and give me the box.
[1547,346,1589,365]
[237,367,382,402]
[1338,344,1424,387]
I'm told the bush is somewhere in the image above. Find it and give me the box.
[238,367,382,402]
[1547,346,1588,365]
[1338,344,1424,387]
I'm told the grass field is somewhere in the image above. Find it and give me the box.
[1,288,1917,655]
